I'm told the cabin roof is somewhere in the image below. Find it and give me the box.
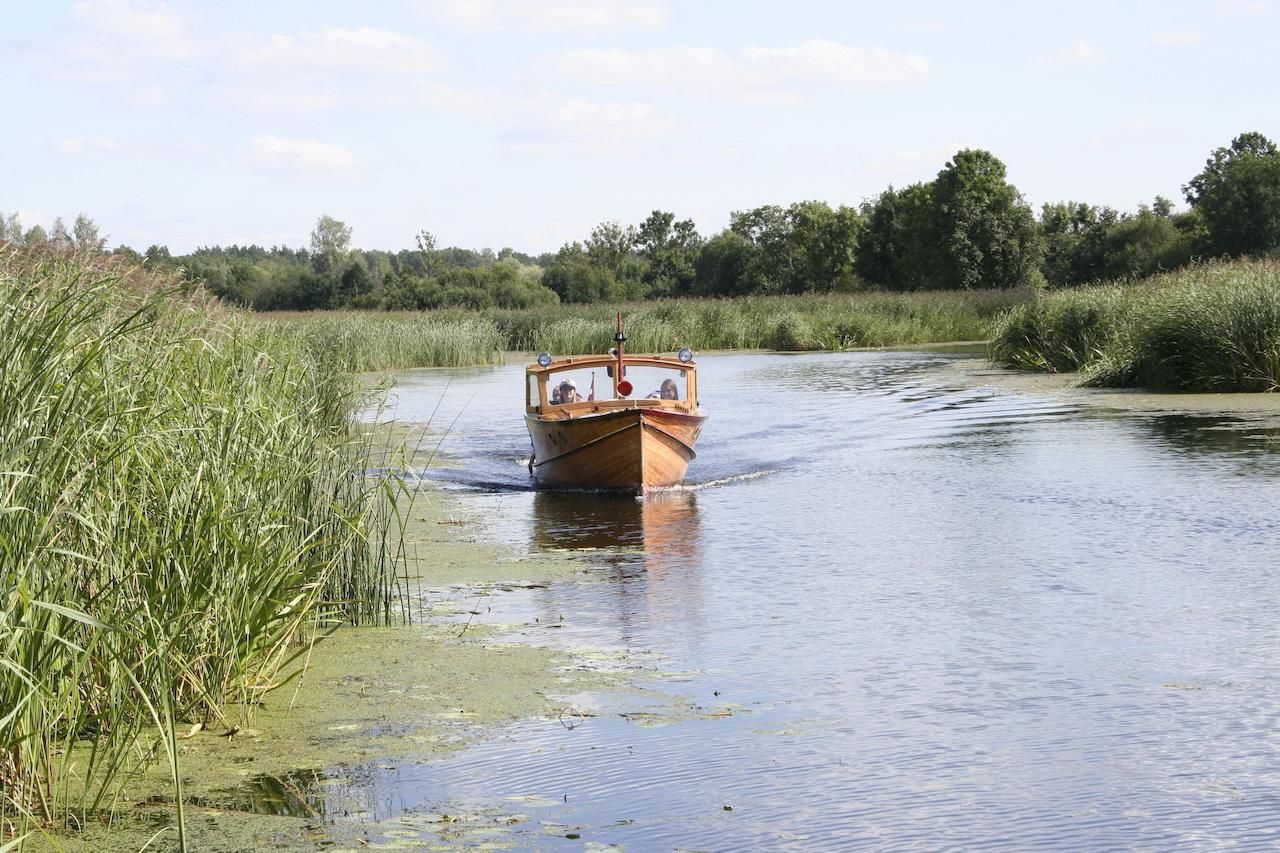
[525,353,696,376]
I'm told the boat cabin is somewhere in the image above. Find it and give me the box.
[526,354,699,417]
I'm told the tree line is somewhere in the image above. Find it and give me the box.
[4,131,1279,310]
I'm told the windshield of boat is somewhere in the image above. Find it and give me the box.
[538,366,688,405]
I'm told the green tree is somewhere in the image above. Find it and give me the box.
[50,217,72,250]
[932,149,1044,289]
[584,220,640,282]
[635,210,702,297]
[855,183,940,290]
[72,213,106,252]
[542,257,624,303]
[1183,131,1280,257]
[729,201,862,293]
[694,230,760,296]
[309,214,352,277]
[1099,207,1194,280]
[1,211,22,243]
[24,224,47,245]
[144,244,173,266]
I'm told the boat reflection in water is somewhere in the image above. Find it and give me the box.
[532,490,699,558]
[531,490,704,634]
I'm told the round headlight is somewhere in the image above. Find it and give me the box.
[537,352,553,367]
[677,347,694,364]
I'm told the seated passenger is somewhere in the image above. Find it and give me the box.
[550,386,561,404]
[659,379,679,400]
[559,379,579,404]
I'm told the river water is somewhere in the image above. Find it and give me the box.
[353,350,1280,850]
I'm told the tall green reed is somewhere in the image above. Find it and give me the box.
[989,260,1280,391]
[262,289,1029,373]
[0,247,405,846]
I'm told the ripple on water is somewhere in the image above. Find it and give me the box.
[347,351,1280,849]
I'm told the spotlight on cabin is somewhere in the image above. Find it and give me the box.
[677,347,694,364]
[537,352,553,367]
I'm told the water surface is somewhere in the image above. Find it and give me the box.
[339,351,1280,849]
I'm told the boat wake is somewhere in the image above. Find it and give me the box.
[653,467,783,492]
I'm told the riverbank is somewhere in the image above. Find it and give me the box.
[935,356,1280,420]
[33,475,698,852]
[988,259,1280,392]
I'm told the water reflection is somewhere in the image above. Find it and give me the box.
[1142,413,1280,465]
[531,490,701,572]
[345,352,1280,850]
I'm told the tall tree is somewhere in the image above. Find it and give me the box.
[932,149,1044,289]
[1,211,21,243]
[72,213,106,252]
[584,220,638,281]
[635,210,702,297]
[49,217,72,249]
[855,184,939,290]
[1183,131,1280,257]
[309,214,352,275]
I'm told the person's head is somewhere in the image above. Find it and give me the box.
[558,379,578,402]
[659,379,679,400]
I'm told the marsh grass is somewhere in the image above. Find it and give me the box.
[0,247,407,847]
[262,290,1028,372]
[990,260,1280,391]
[262,312,505,372]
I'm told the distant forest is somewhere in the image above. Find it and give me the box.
[5,132,1279,311]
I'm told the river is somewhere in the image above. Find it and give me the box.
[355,349,1280,850]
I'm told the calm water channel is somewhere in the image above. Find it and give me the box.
[350,350,1280,850]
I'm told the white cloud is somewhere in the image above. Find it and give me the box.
[1214,0,1272,13]
[70,0,199,60]
[549,40,929,103]
[238,27,443,75]
[499,100,676,155]
[1032,40,1101,69]
[250,137,359,172]
[377,81,510,119]
[216,88,340,114]
[865,143,973,183]
[742,41,930,88]
[1153,30,1202,46]
[418,0,667,34]
[55,135,121,156]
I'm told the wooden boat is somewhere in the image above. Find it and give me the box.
[525,315,707,493]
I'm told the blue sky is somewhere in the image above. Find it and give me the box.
[4,0,1278,254]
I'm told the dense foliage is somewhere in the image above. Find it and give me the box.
[3,132,1279,313]
[989,259,1280,391]
[0,247,404,840]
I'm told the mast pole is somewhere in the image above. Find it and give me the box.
[614,312,626,395]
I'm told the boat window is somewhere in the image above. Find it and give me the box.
[543,365,689,404]
[548,368,610,403]
[623,366,687,401]
[527,373,541,409]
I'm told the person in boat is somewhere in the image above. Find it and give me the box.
[648,379,679,400]
[558,379,579,403]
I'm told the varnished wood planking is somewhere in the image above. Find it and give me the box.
[528,407,706,493]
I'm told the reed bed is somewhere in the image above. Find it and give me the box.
[0,247,405,847]
[260,312,505,372]
[989,259,1280,391]
[263,290,1028,372]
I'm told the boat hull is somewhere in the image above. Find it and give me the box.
[526,407,706,493]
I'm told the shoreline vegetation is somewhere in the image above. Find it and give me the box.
[263,289,1031,373]
[4,205,1280,845]
[990,259,1280,392]
[0,246,410,850]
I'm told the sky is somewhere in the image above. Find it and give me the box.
[3,0,1279,255]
